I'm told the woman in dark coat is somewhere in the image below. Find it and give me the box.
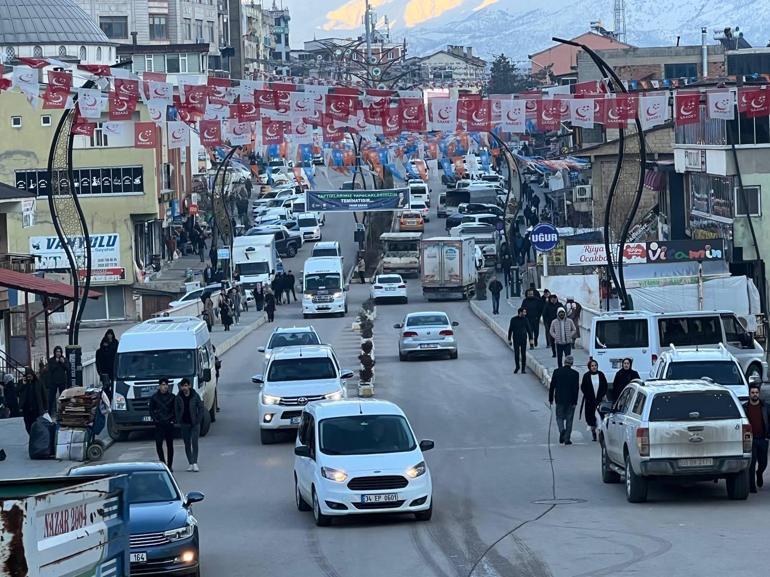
[95,329,119,393]
[254,287,265,312]
[219,294,233,332]
[611,357,640,402]
[264,289,276,323]
[18,368,47,434]
[581,359,608,441]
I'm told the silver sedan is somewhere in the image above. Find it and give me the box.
[394,311,459,361]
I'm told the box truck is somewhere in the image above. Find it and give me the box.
[420,237,477,300]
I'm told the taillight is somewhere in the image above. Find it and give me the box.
[403,331,418,337]
[651,354,658,365]
[743,423,753,453]
[439,330,454,336]
[398,284,406,288]
[374,285,383,289]
[636,427,650,457]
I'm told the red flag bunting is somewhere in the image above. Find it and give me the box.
[674,92,700,126]
[399,98,426,131]
[199,120,222,147]
[134,121,157,148]
[77,64,112,76]
[48,70,73,92]
[109,91,136,120]
[42,87,68,109]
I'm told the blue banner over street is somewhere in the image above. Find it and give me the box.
[306,188,411,212]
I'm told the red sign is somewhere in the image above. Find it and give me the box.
[675,93,700,126]
[326,94,357,122]
[740,87,770,118]
[77,268,126,282]
[48,70,73,93]
[42,87,67,109]
[199,120,222,147]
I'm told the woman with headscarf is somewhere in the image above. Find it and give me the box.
[2,373,20,418]
[46,345,68,415]
[581,359,608,441]
[18,368,47,434]
[264,288,276,323]
[254,286,264,312]
[202,295,215,332]
[611,358,640,402]
[219,291,233,332]
[96,329,119,395]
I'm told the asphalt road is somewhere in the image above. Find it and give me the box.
[99,174,769,577]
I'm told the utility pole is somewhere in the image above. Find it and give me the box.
[613,0,626,43]
[364,0,373,64]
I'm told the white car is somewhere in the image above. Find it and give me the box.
[293,399,434,525]
[258,326,321,369]
[370,274,408,303]
[296,212,322,241]
[410,200,430,222]
[253,345,352,444]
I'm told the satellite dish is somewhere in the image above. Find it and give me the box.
[372,67,382,78]
[316,55,323,61]
[368,56,377,65]
[334,49,343,57]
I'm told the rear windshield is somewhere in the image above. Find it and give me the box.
[665,361,745,388]
[649,391,741,421]
[298,218,317,227]
[407,314,449,327]
[377,276,402,284]
[312,249,339,257]
[595,319,649,349]
[268,331,320,349]
[658,316,722,347]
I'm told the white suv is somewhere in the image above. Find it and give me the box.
[253,345,352,444]
[293,399,434,526]
[650,344,750,401]
[599,379,752,503]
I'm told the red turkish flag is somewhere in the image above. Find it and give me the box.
[675,92,700,126]
[109,91,136,120]
[464,99,491,132]
[199,120,222,147]
[262,118,288,145]
[237,101,259,122]
[591,96,608,124]
[18,57,49,69]
[537,100,561,131]
[364,95,390,124]
[399,98,426,131]
[48,70,73,92]
[134,121,157,148]
[326,93,357,122]
[254,89,277,111]
[322,114,345,142]
[207,77,231,105]
[740,87,770,118]
[271,83,295,114]
[42,87,68,109]
[114,78,139,100]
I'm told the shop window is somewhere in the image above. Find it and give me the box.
[735,185,761,217]
[81,286,126,321]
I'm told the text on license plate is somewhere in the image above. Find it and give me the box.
[420,344,439,349]
[362,493,399,504]
[678,458,714,467]
[386,287,396,291]
[130,553,147,563]
[142,416,153,422]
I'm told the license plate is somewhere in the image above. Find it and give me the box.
[130,553,147,563]
[290,416,301,425]
[678,458,714,467]
[362,493,399,504]
[142,416,153,422]
[386,287,396,291]
[420,344,439,349]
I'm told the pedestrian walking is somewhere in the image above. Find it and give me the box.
[219,290,233,331]
[149,377,176,471]
[46,346,68,415]
[174,378,203,472]
[2,373,20,418]
[488,277,504,315]
[272,273,284,306]
[549,307,577,368]
[521,289,544,347]
[549,355,580,445]
[254,286,265,312]
[508,307,533,374]
[203,265,213,286]
[18,367,47,434]
[565,297,583,342]
[278,273,290,304]
[95,329,118,397]
[580,360,608,442]
[357,256,366,284]
[230,287,242,324]
[610,358,640,401]
[196,229,206,263]
[264,289,276,322]
[202,295,215,332]
[286,270,297,303]
[209,246,218,269]
[165,231,177,263]
[542,293,562,357]
[743,383,769,493]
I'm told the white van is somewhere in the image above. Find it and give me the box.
[109,317,218,441]
[303,257,347,318]
[591,310,767,382]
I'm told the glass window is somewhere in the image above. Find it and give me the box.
[153,54,165,72]
[721,314,746,344]
[377,276,403,284]
[79,46,87,61]
[116,350,196,380]
[195,20,204,41]
[630,392,646,416]
[166,54,180,74]
[125,472,179,504]
[89,123,109,148]
[149,15,168,40]
[33,45,43,57]
[664,63,698,79]
[658,316,722,347]
[665,360,745,388]
[406,314,450,327]
[237,262,269,275]
[267,357,336,381]
[268,331,320,349]
[206,21,215,43]
[595,319,649,349]
[735,185,761,217]
[144,54,154,72]
[320,415,416,455]
[184,18,192,41]
[99,15,129,39]
[614,387,635,414]
[649,391,741,421]
[304,273,341,291]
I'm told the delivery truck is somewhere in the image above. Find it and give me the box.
[0,474,130,577]
[232,235,278,289]
[420,237,477,300]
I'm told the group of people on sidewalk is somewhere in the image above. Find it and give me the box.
[149,377,204,473]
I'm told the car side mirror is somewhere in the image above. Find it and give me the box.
[394,323,403,329]
[598,401,614,416]
[258,346,266,353]
[294,445,311,458]
[202,368,212,383]
[252,374,264,385]
[419,440,435,452]
[452,321,459,327]
[184,491,205,507]
[341,370,354,379]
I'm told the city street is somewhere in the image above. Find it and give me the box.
[90,197,769,577]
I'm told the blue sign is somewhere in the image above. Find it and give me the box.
[531,223,559,253]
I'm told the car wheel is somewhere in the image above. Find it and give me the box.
[260,429,275,445]
[199,409,212,437]
[403,297,408,304]
[286,244,297,257]
[601,443,621,484]
[449,350,458,360]
[312,488,332,526]
[399,351,408,362]
[625,454,648,503]
[295,476,311,511]
[726,469,750,500]
[414,498,433,521]
[107,415,129,442]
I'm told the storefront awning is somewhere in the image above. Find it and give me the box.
[0,268,101,301]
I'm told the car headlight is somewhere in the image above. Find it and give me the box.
[321,466,348,482]
[262,393,281,405]
[332,292,343,299]
[303,294,312,300]
[112,393,126,411]
[406,461,426,479]
[324,390,343,401]
[164,521,195,541]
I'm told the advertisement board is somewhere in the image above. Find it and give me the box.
[566,240,725,266]
[306,188,410,212]
[30,234,121,279]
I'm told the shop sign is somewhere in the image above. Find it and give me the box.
[30,234,121,273]
[566,243,646,266]
[77,267,126,283]
[15,167,144,195]
[566,239,725,266]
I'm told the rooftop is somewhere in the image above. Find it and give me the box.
[0,0,112,46]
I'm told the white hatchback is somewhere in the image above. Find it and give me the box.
[370,274,408,303]
[294,399,434,525]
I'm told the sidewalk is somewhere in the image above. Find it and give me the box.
[469,277,590,390]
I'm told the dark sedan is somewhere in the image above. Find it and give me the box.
[69,462,204,576]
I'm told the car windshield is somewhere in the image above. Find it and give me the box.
[267,357,336,381]
[595,319,649,349]
[649,391,741,421]
[666,361,745,387]
[298,218,317,227]
[305,273,341,291]
[407,314,449,327]
[320,415,416,455]
[377,276,402,284]
[238,262,269,275]
[116,350,195,380]
[312,249,339,257]
[126,471,179,504]
[384,241,419,252]
[268,331,320,349]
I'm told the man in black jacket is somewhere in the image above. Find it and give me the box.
[488,277,504,315]
[286,270,297,303]
[549,355,580,445]
[743,382,770,492]
[47,346,68,415]
[508,308,533,374]
[174,378,204,472]
[521,289,544,348]
[149,377,176,471]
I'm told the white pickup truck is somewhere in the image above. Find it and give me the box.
[599,379,752,502]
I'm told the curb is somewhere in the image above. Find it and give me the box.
[469,300,551,390]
